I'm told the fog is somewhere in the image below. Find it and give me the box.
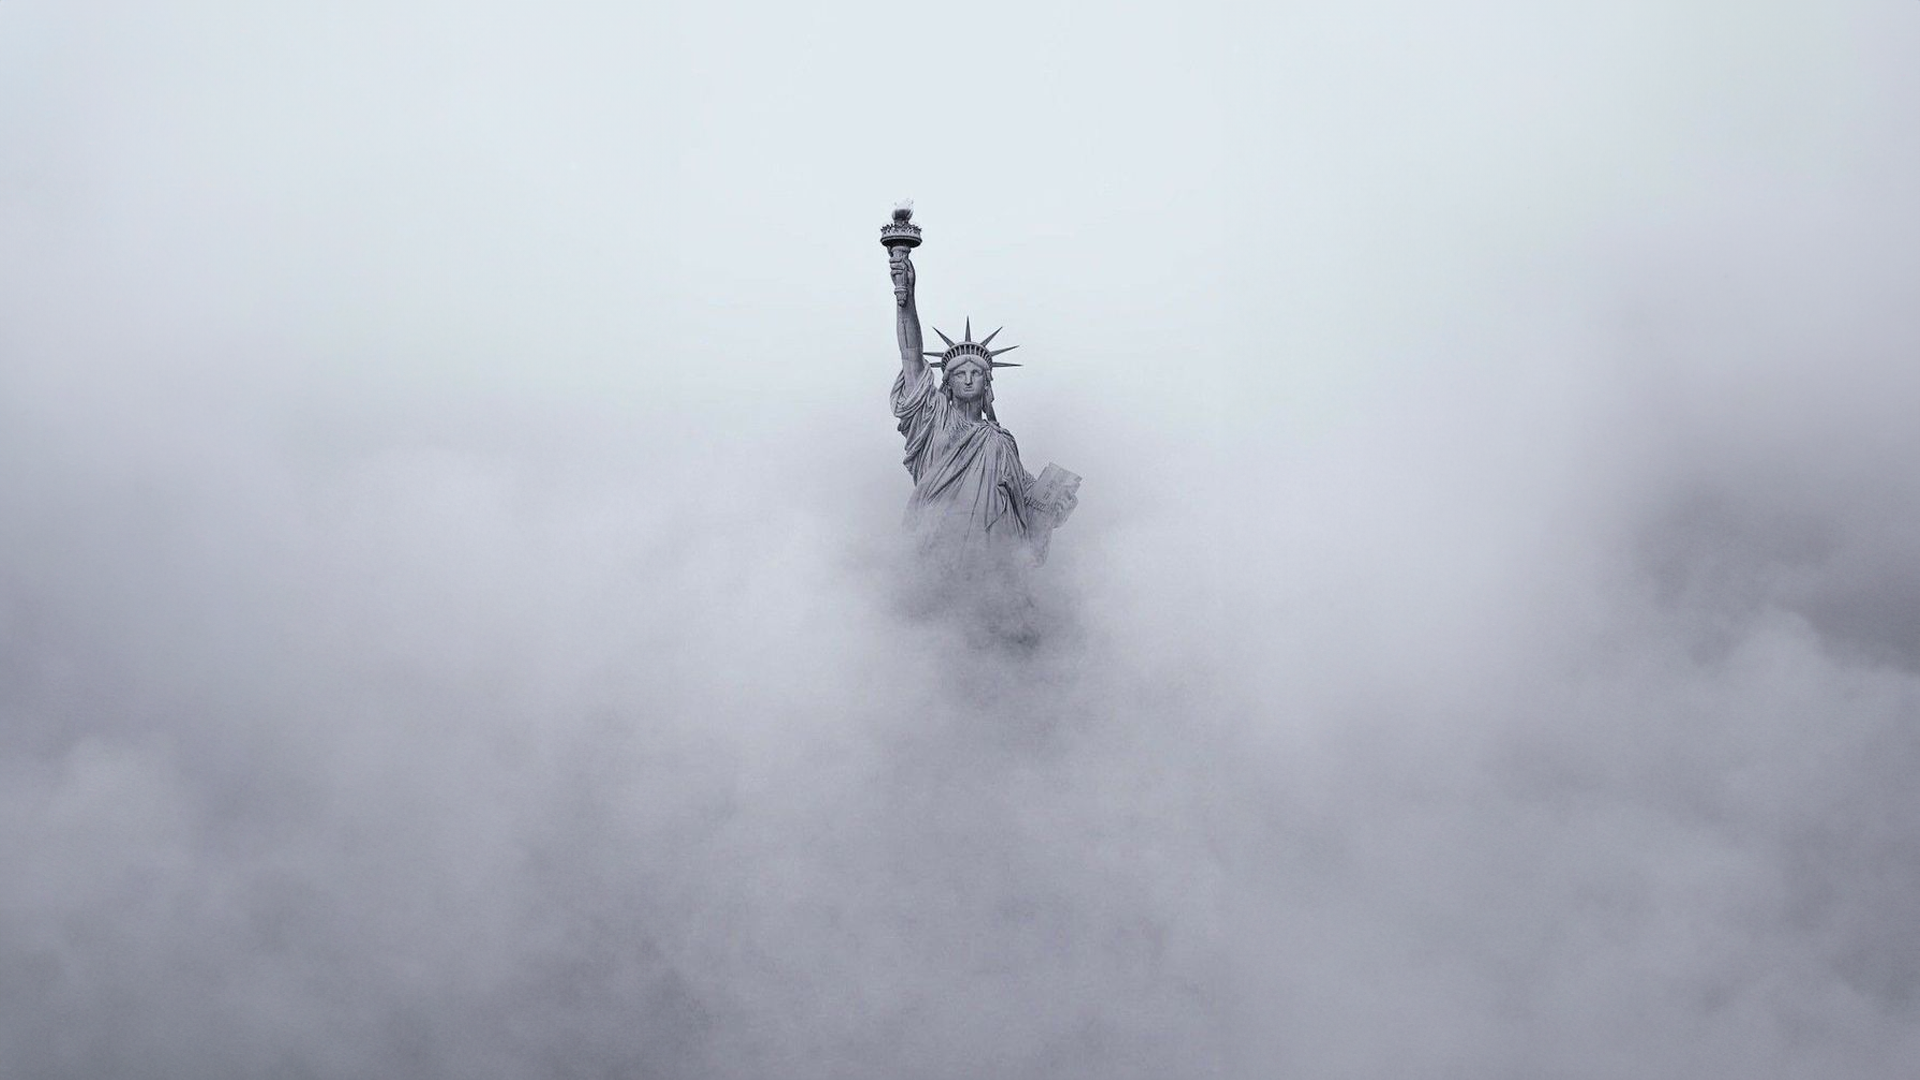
[3,1,1919,1077]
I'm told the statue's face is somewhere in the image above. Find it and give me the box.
[946,362,988,406]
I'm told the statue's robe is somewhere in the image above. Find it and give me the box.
[891,366,1044,569]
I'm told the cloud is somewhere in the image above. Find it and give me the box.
[3,2,1919,1077]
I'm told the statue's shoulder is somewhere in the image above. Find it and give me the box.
[892,367,940,419]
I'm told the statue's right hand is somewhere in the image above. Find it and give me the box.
[889,247,915,306]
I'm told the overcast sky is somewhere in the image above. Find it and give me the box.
[4,2,1919,1077]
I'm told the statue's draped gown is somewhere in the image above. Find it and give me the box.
[891,366,1042,567]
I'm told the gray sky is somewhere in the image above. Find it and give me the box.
[4,2,1920,1077]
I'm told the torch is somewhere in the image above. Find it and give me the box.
[881,200,920,307]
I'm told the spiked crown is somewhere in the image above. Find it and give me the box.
[925,318,1021,369]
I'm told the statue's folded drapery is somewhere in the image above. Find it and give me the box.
[891,366,1045,567]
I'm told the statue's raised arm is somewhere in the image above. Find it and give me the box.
[883,201,925,384]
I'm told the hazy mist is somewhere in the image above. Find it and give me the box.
[4,2,1919,1077]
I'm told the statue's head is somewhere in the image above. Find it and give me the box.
[925,319,1020,421]
[943,355,990,409]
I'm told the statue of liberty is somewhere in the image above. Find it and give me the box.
[882,203,1079,576]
